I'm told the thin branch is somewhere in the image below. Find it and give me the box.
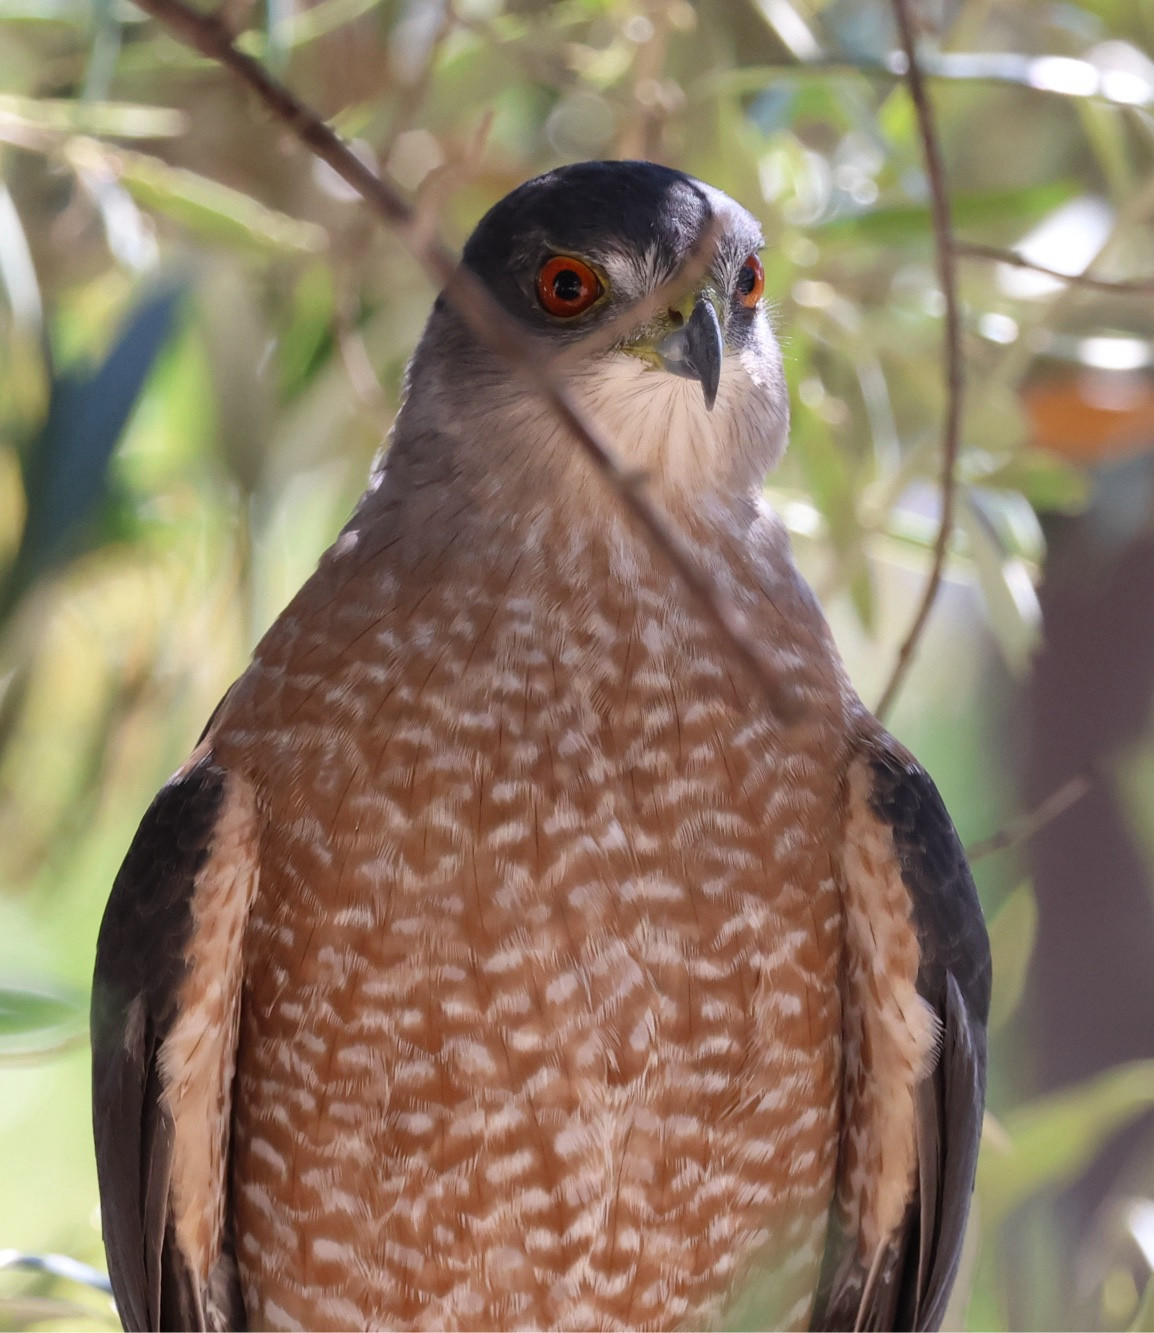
[129,0,804,724]
[875,0,965,722]
[954,241,1154,294]
[967,772,1093,862]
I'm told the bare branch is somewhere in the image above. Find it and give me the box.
[954,241,1154,294]
[128,0,804,723]
[967,772,1093,862]
[874,0,965,722]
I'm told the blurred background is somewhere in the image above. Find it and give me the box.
[1,0,1154,1327]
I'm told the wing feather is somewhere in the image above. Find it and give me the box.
[91,751,233,1332]
[813,738,990,1333]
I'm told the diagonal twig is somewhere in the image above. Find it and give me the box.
[967,771,1093,861]
[954,241,1154,295]
[129,0,804,723]
[875,0,965,722]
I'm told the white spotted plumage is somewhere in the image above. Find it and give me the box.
[208,488,852,1330]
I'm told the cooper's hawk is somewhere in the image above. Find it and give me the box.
[91,160,990,1332]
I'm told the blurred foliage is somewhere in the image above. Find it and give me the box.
[1,0,1154,1328]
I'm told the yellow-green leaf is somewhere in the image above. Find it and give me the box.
[64,138,328,256]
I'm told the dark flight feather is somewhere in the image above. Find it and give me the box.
[813,740,990,1332]
[91,754,229,1332]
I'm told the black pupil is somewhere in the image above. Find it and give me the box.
[552,268,586,303]
[738,263,756,295]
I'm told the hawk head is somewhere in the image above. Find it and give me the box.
[398,160,789,510]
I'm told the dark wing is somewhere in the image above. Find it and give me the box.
[91,752,226,1332]
[871,742,990,1330]
[814,738,991,1333]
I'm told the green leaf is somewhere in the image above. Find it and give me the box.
[970,486,1045,564]
[1114,740,1154,891]
[0,985,85,1061]
[978,450,1091,515]
[816,181,1077,244]
[277,264,337,402]
[0,93,185,139]
[847,559,876,633]
[2,283,184,619]
[241,0,384,51]
[986,882,1038,1033]
[979,1061,1154,1226]
[63,139,328,256]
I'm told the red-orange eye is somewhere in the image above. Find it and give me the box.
[736,254,765,308]
[536,255,603,317]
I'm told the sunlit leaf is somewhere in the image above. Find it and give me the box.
[971,486,1046,564]
[0,985,85,1061]
[817,182,1077,243]
[979,1061,1154,1227]
[63,140,329,257]
[705,50,1154,107]
[245,0,384,51]
[0,94,185,139]
[0,184,41,330]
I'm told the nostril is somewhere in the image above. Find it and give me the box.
[667,308,684,328]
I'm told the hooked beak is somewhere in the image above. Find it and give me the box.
[655,294,723,411]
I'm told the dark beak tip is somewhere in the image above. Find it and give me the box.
[686,295,723,412]
[654,294,723,407]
